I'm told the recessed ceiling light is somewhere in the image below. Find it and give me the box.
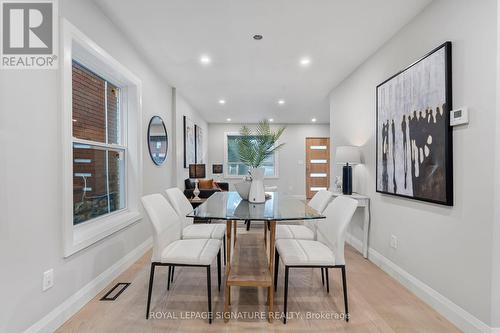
[300,57,311,67]
[311,118,317,122]
[200,55,211,65]
[226,118,231,122]
[278,99,285,105]
[253,34,263,40]
[219,99,226,105]
[269,118,274,122]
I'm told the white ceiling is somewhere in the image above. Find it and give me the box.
[95,0,432,124]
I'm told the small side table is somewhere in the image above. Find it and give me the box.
[332,192,370,259]
[189,197,206,208]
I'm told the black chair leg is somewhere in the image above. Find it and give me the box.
[341,266,349,322]
[283,266,289,324]
[171,266,175,282]
[321,268,325,286]
[246,220,251,231]
[217,249,221,292]
[146,263,156,319]
[325,268,330,293]
[206,265,212,324]
[274,249,279,292]
[167,266,171,290]
[223,235,226,265]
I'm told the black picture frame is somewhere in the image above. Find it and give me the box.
[375,41,453,206]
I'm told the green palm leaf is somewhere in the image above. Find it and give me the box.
[235,120,286,169]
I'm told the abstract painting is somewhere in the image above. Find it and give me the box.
[195,124,204,163]
[376,42,453,206]
[183,116,196,168]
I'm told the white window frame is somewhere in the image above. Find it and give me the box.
[61,19,143,257]
[223,132,280,179]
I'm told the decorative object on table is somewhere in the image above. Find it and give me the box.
[195,124,204,163]
[336,146,361,195]
[147,116,168,166]
[376,41,453,206]
[189,164,206,200]
[183,116,196,168]
[236,120,286,203]
[234,178,251,200]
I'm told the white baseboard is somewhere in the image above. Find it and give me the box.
[24,237,153,333]
[346,233,492,333]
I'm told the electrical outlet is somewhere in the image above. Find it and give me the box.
[390,235,398,249]
[42,269,54,291]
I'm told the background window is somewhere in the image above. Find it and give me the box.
[226,135,276,177]
[72,61,126,225]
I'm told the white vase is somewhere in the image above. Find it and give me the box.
[249,167,266,203]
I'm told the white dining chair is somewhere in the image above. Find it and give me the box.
[275,190,333,241]
[141,194,222,324]
[274,196,358,324]
[165,187,226,264]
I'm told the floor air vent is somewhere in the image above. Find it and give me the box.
[100,282,131,301]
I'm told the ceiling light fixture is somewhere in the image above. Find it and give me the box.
[278,99,285,105]
[253,34,263,40]
[219,99,226,105]
[200,55,211,65]
[226,118,231,122]
[311,118,317,122]
[300,57,311,67]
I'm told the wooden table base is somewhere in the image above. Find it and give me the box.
[224,220,276,323]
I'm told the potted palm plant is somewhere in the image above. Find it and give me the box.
[235,120,286,203]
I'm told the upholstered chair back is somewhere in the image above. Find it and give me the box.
[303,190,333,231]
[165,187,194,229]
[316,196,357,265]
[141,194,181,262]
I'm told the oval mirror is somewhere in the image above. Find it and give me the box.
[147,116,168,166]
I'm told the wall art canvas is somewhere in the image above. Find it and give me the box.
[183,116,196,168]
[195,124,204,163]
[376,42,453,206]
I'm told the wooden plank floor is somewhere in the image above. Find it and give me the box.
[56,226,460,333]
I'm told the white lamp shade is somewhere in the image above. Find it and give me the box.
[336,146,361,165]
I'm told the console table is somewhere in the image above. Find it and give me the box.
[332,192,370,259]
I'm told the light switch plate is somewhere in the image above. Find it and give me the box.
[42,269,54,291]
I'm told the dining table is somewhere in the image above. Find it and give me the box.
[187,191,325,323]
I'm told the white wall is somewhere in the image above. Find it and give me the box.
[492,0,500,328]
[329,0,496,328]
[208,123,329,197]
[0,1,175,332]
[172,88,208,188]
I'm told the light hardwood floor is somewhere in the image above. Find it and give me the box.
[56,226,460,333]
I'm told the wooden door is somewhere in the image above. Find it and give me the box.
[305,137,330,199]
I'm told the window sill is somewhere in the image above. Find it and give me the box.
[64,210,142,257]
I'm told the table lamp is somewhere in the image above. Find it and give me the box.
[189,164,206,200]
[336,146,361,195]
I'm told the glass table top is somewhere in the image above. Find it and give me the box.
[187,191,325,221]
